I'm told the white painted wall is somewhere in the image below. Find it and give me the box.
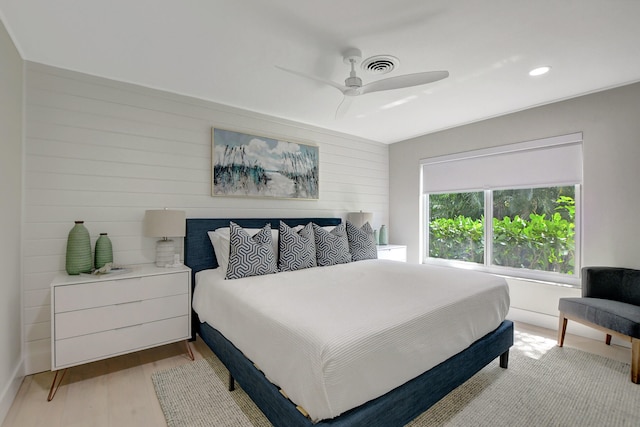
[0,18,24,425]
[389,82,640,340]
[22,62,389,374]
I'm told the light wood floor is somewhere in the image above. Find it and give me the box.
[2,322,632,427]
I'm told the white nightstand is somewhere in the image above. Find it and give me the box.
[377,244,407,262]
[48,264,192,400]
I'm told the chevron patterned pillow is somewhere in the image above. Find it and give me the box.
[208,227,279,276]
[225,222,278,280]
[278,222,316,272]
[312,222,352,267]
[346,221,378,261]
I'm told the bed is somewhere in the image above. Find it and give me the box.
[185,217,513,426]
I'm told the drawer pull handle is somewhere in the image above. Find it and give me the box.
[115,323,143,330]
[115,300,143,306]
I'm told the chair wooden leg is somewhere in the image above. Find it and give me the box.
[632,338,639,384]
[558,313,568,347]
[605,334,612,345]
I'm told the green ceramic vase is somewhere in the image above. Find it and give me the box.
[94,233,113,269]
[66,221,92,275]
[379,224,388,245]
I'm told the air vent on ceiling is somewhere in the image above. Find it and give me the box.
[361,55,399,75]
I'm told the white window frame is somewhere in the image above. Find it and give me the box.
[420,133,582,286]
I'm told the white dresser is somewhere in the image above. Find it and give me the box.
[50,264,191,372]
[376,244,407,262]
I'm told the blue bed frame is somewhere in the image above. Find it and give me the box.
[185,218,514,427]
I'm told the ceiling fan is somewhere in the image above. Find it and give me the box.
[276,48,449,118]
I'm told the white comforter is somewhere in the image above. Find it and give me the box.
[193,260,509,422]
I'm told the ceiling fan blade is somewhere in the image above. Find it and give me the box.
[360,70,449,95]
[335,95,354,119]
[275,65,348,94]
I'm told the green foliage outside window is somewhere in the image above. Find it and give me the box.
[428,191,576,275]
[429,215,485,263]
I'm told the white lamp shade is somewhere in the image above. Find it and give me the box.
[346,211,373,228]
[144,209,186,238]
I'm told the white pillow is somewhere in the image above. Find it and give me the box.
[208,226,279,276]
[207,231,230,276]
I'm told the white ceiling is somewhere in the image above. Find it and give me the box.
[2,0,640,144]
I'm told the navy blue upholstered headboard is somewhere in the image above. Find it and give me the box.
[184,217,341,279]
[184,217,341,337]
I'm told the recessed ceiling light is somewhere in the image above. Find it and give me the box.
[529,66,551,77]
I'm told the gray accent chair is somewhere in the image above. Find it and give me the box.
[558,267,640,383]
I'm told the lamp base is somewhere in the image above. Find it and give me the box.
[155,239,175,267]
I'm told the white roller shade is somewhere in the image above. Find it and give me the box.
[422,133,583,193]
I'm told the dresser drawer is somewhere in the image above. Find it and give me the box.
[55,293,189,339]
[50,264,192,372]
[377,245,407,262]
[54,271,189,313]
[54,315,189,369]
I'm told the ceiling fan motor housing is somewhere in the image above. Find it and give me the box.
[345,76,362,88]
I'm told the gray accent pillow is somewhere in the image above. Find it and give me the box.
[346,221,378,261]
[225,222,278,280]
[312,222,352,266]
[279,222,316,272]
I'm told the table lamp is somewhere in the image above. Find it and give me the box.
[346,211,373,228]
[144,209,186,267]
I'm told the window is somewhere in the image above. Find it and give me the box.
[422,133,582,283]
[429,191,484,264]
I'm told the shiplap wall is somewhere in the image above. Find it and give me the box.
[23,61,389,374]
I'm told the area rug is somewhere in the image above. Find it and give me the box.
[152,331,640,426]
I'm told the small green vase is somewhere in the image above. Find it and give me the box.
[94,233,113,269]
[65,221,92,275]
[379,224,388,245]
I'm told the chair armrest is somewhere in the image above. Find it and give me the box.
[582,266,640,305]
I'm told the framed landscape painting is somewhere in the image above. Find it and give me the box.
[212,128,319,199]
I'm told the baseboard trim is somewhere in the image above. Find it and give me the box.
[0,358,24,425]
[507,307,561,331]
